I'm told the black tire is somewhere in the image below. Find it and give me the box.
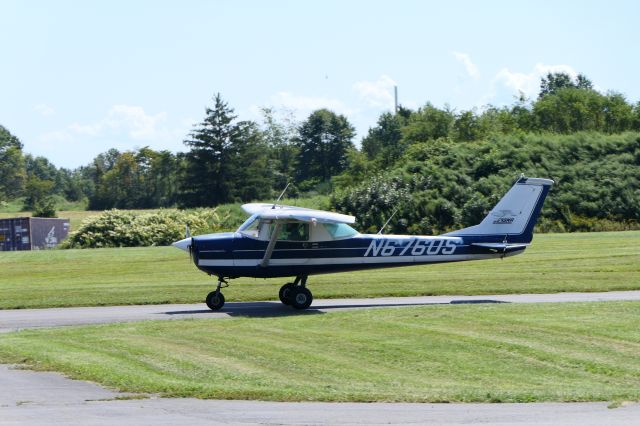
[290,287,313,310]
[279,283,295,305]
[205,291,225,310]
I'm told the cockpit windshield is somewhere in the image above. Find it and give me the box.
[237,214,260,238]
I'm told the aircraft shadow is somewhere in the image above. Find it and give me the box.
[163,301,323,318]
[162,299,507,318]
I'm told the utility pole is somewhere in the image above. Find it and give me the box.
[394,85,398,114]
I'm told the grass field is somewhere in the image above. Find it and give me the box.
[0,231,638,309]
[1,301,638,402]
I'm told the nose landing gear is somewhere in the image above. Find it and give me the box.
[205,276,228,310]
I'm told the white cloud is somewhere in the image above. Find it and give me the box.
[353,74,397,108]
[40,129,72,143]
[270,92,354,116]
[494,63,579,98]
[451,51,479,79]
[106,105,168,140]
[34,103,55,116]
[65,105,170,141]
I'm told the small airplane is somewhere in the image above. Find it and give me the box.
[173,175,553,311]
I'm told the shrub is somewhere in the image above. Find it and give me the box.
[62,209,227,248]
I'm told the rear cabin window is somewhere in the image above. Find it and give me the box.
[323,223,358,239]
[272,222,309,241]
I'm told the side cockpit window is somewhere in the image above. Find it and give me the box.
[323,223,358,239]
[272,222,309,241]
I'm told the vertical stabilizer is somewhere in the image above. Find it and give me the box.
[445,176,554,243]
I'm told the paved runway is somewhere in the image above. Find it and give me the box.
[2,290,640,333]
[1,364,638,426]
[2,292,640,425]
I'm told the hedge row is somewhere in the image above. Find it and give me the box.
[62,209,226,248]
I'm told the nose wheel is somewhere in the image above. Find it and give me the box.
[279,275,313,310]
[205,276,228,311]
[206,291,225,310]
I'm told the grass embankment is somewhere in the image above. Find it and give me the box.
[0,231,638,309]
[1,301,639,402]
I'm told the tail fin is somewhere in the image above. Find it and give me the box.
[446,175,554,244]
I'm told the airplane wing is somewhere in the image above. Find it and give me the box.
[241,203,356,224]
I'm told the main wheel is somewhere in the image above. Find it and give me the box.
[279,283,295,305]
[290,287,313,310]
[205,291,225,310]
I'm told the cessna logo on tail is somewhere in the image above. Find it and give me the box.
[364,238,458,257]
[493,217,515,224]
[491,209,517,225]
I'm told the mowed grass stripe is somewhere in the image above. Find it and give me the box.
[1,301,639,402]
[0,231,638,309]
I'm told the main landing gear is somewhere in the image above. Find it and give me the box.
[279,275,313,310]
[205,276,228,310]
[204,275,313,311]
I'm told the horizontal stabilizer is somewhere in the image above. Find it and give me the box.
[471,242,529,253]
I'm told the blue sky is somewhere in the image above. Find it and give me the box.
[2,0,639,168]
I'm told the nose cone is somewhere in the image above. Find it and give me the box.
[172,237,191,252]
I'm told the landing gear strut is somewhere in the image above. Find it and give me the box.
[205,276,227,311]
[278,275,313,310]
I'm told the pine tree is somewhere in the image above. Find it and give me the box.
[179,94,273,207]
[179,94,241,207]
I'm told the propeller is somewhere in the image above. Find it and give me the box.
[186,225,193,263]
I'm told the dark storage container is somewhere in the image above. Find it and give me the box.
[0,217,70,251]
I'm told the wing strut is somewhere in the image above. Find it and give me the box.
[260,222,282,267]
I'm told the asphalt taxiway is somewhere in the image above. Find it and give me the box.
[1,364,638,426]
[2,291,640,425]
[2,290,640,333]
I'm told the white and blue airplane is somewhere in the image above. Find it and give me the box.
[173,175,553,311]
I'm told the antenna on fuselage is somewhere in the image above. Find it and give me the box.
[377,208,398,234]
[272,182,290,209]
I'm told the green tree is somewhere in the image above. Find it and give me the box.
[361,112,406,165]
[231,122,274,201]
[260,107,299,189]
[533,87,606,132]
[23,176,56,217]
[603,92,634,133]
[180,94,241,207]
[24,154,65,195]
[294,109,355,185]
[401,103,455,145]
[453,110,481,142]
[0,125,26,201]
[539,72,593,98]
[91,152,140,209]
[147,149,180,207]
[180,94,273,207]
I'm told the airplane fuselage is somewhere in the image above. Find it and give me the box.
[192,232,523,278]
